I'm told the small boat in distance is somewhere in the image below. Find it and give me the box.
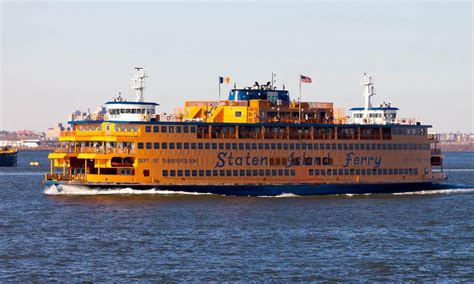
[0,147,18,167]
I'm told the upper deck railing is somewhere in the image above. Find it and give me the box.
[54,147,135,155]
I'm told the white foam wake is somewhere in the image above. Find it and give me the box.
[441,169,474,172]
[44,184,214,196]
[392,188,474,195]
[258,193,300,198]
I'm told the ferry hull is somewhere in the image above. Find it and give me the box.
[45,181,442,196]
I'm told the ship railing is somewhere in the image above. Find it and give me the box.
[431,149,442,155]
[45,173,71,181]
[54,147,135,154]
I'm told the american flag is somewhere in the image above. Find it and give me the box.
[300,75,312,83]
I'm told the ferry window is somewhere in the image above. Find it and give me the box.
[233,170,239,176]
[232,143,237,150]
[377,144,382,150]
[161,142,167,149]
[321,169,326,176]
[389,169,393,175]
[338,144,342,150]
[382,144,387,150]
[355,144,359,150]
[238,143,244,150]
[191,143,196,149]
[161,126,167,133]
[126,109,131,113]
[253,170,258,176]
[320,143,325,150]
[186,170,191,177]
[190,126,196,133]
[272,169,277,176]
[403,144,408,150]
[302,144,307,150]
[198,143,203,150]
[277,143,283,150]
[162,170,168,177]
[265,169,271,176]
[146,142,152,149]
[355,169,360,175]
[289,144,294,150]
[205,143,210,150]
[367,169,372,175]
[178,170,183,177]
[145,126,151,133]
[285,169,290,176]
[331,143,336,150]
[338,169,344,175]
[212,143,217,150]
[192,170,197,177]
[291,169,296,176]
[169,126,174,133]
[326,143,331,149]
[408,168,413,175]
[309,169,314,176]
[349,144,354,150]
[176,126,182,133]
[258,143,264,150]
[184,143,189,149]
[206,170,211,177]
[153,126,159,133]
[278,169,284,176]
[394,169,399,175]
[235,111,242,117]
[315,169,320,175]
[344,169,349,175]
[308,144,313,150]
[343,144,348,150]
[219,143,225,150]
[296,144,301,150]
[399,168,404,175]
[183,126,189,133]
[377,169,383,175]
[198,170,204,176]
[153,142,160,149]
[177,143,182,149]
[138,143,144,149]
[170,170,176,177]
[245,143,251,150]
[259,169,264,176]
[265,144,270,150]
[252,143,257,150]
[283,144,289,150]
[240,170,245,176]
[169,143,175,150]
[349,169,355,176]
[360,144,365,150]
[414,168,418,175]
[387,144,392,150]
[213,170,218,176]
[247,170,252,176]
[271,143,276,150]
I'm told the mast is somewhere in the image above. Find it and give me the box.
[361,73,375,120]
[131,67,147,102]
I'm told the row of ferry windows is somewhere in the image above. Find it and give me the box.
[144,125,425,136]
[137,142,431,151]
[163,169,296,177]
[309,168,419,176]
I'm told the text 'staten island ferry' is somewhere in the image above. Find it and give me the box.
[44,68,446,195]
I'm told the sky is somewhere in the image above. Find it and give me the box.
[1,1,472,133]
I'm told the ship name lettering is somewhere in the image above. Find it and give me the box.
[215,152,268,168]
[343,152,381,168]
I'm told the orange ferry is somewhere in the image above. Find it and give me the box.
[44,68,446,195]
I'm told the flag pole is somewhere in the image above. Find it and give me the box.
[219,77,221,101]
[299,74,301,124]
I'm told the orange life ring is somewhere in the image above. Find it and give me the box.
[166,116,171,121]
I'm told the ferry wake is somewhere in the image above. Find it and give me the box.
[44,68,446,196]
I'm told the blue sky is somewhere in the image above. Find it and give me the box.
[1,1,472,132]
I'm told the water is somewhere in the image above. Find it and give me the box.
[1,151,473,281]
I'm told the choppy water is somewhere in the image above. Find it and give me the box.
[1,151,473,281]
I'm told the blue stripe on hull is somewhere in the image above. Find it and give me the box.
[49,182,442,196]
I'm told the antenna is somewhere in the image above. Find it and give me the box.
[131,67,147,102]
